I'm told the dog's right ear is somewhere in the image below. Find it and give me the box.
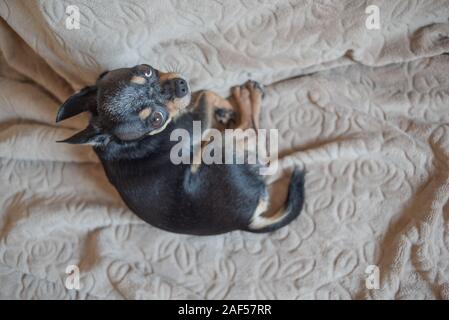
[56,86,97,123]
[57,124,110,146]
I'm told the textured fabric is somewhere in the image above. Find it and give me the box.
[1,0,449,299]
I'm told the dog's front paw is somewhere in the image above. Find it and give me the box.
[232,80,265,102]
[246,80,265,99]
[231,80,265,130]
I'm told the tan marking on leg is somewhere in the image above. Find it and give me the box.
[201,91,235,126]
[249,205,285,230]
[247,81,262,130]
[231,81,264,130]
[232,85,253,130]
[229,81,266,166]
[249,194,289,230]
[202,91,234,112]
[131,76,146,85]
[188,89,259,174]
[247,81,267,166]
[249,183,292,230]
[189,91,236,134]
[249,169,292,230]
[254,197,268,217]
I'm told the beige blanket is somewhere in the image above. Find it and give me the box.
[1,0,449,299]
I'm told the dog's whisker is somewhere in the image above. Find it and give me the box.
[163,62,171,73]
[162,62,174,73]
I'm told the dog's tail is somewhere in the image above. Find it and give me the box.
[245,168,305,233]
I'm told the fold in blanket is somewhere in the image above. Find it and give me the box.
[0,0,449,299]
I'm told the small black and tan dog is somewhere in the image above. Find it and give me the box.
[56,64,304,235]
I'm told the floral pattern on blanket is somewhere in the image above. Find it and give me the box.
[0,0,449,299]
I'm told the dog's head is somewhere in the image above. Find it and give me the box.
[56,64,191,145]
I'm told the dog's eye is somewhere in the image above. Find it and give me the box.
[150,111,164,127]
[144,69,152,77]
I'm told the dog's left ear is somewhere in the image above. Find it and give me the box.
[56,86,97,122]
[57,124,110,146]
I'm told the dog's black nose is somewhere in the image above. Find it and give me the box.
[173,78,188,98]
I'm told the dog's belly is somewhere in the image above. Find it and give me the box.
[101,159,265,235]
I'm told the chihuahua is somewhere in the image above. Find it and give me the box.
[56,64,304,235]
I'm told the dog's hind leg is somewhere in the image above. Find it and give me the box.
[231,81,305,233]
